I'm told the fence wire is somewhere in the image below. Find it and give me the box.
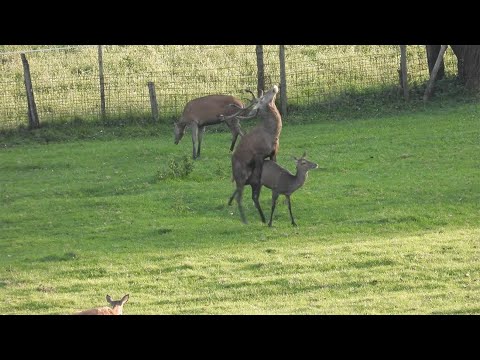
[0,45,459,129]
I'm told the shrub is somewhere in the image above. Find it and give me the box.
[156,155,194,181]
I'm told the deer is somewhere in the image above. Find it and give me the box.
[260,152,318,227]
[75,294,129,315]
[227,85,283,224]
[173,91,258,160]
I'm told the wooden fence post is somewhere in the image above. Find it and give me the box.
[400,45,409,100]
[423,45,448,102]
[98,45,106,119]
[279,45,288,116]
[256,45,265,97]
[148,81,159,123]
[20,53,40,129]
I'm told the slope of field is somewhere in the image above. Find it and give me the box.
[0,103,478,314]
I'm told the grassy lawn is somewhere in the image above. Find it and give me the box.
[0,103,479,314]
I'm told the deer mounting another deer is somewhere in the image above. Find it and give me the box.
[173,91,258,160]
[228,85,283,224]
[75,294,129,315]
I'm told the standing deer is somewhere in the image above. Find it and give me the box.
[75,294,129,315]
[174,92,257,160]
[261,152,318,227]
[227,85,282,224]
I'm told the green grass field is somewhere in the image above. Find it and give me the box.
[0,102,479,314]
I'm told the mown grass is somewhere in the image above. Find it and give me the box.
[0,102,479,314]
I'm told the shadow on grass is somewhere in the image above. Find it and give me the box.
[38,252,78,262]
[286,77,475,121]
[1,80,477,147]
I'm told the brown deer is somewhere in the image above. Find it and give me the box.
[261,152,318,227]
[174,92,257,160]
[227,85,282,224]
[75,294,129,315]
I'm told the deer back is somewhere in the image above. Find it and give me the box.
[75,306,117,315]
[182,95,244,126]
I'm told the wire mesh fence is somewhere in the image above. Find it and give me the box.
[0,45,459,130]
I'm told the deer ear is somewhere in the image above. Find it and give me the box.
[121,294,129,305]
[106,295,112,303]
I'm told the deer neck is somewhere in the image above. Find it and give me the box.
[177,119,188,128]
[260,103,282,136]
[292,170,308,192]
[112,306,122,315]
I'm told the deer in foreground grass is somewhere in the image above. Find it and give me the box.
[173,91,258,160]
[261,152,318,227]
[75,294,129,315]
[227,85,283,224]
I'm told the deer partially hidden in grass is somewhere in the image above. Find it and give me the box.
[261,152,318,227]
[75,294,129,315]
[227,85,282,224]
[174,91,258,160]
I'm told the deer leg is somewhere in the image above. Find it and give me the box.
[230,132,239,152]
[235,185,247,224]
[250,156,266,223]
[229,120,243,152]
[197,126,205,158]
[228,189,237,206]
[286,195,297,226]
[268,192,280,227]
[191,123,198,160]
[251,183,266,223]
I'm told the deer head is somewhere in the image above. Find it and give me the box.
[293,151,318,171]
[174,122,187,144]
[106,294,130,315]
[220,85,279,122]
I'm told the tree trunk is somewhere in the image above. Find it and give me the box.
[451,45,480,90]
[426,45,445,80]
[450,45,465,83]
[424,45,448,102]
